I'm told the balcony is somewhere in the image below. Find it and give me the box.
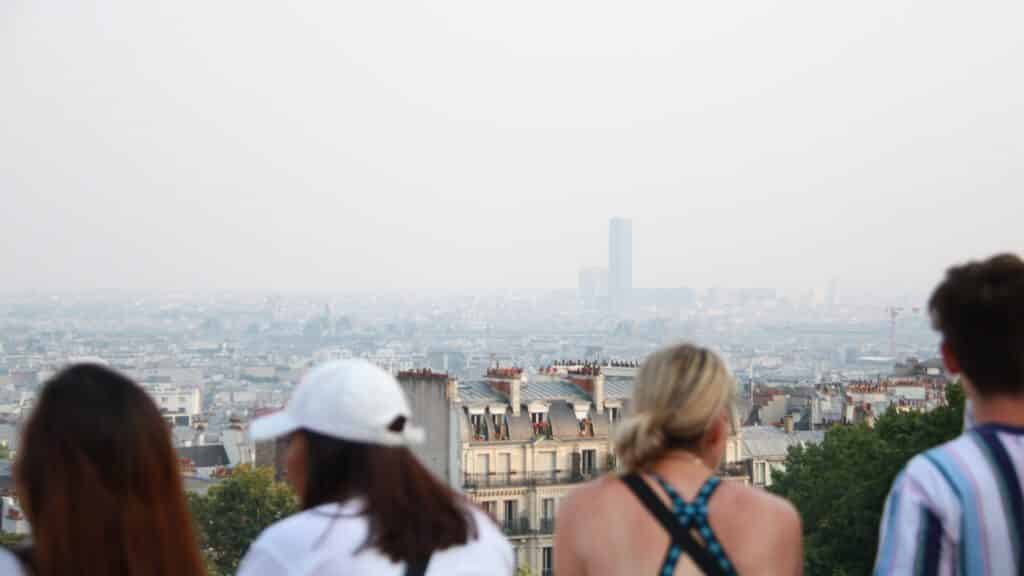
[463,468,609,490]
[538,517,555,534]
[502,516,532,537]
[719,461,749,482]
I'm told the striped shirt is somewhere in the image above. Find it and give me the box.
[874,423,1024,575]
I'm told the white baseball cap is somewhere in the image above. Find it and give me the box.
[249,359,425,446]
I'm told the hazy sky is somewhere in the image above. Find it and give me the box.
[2,1,1022,295]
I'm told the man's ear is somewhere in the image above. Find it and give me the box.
[941,342,961,374]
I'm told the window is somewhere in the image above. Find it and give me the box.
[542,497,555,519]
[541,497,556,532]
[609,406,620,423]
[482,501,496,519]
[492,413,508,440]
[755,461,768,485]
[503,499,517,523]
[531,411,545,424]
[581,449,596,474]
[470,414,486,439]
[542,547,554,576]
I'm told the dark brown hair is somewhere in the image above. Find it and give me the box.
[15,364,206,576]
[299,421,478,567]
[929,253,1024,397]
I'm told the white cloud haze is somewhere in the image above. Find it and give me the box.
[2,0,1022,295]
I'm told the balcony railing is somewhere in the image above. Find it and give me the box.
[463,468,609,490]
[502,516,532,536]
[719,462,749,480]
[538,517,555,534]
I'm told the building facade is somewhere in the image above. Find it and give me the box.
[608,217,633,313]
[399,363,634,575]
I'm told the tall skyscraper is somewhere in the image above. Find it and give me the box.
[608,217,633,312]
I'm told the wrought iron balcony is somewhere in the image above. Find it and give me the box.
[462,467,610,490]
[502,516,532,536]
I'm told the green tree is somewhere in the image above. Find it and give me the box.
[0,532,26,549]
[770,384,965,576]
[188,466,298,575]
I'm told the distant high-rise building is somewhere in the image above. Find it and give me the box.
[577,267,608,310]
[826,277,841,308]
[608,217,633,312]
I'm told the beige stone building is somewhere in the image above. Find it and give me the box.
[399,363,632,576]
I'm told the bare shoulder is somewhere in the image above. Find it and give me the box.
[716,482,802,537]
[561,474,630,518]
[709,482,803,572]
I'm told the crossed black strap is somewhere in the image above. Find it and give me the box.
[621,473,727,575]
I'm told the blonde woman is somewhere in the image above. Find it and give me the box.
[555,344,803,575]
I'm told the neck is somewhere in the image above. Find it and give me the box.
[972,394,1024,428]
[657,448,716,471]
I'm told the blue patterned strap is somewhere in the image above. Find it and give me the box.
[621,473,727,575]
[653,474,737,575]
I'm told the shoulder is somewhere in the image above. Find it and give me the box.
[465,506,511,553]
[897,435,975,494]
[884,435,976,519]
[0,547,27,576]
[248,504,363,562]
[717,480,801,534]
[558,474,628,525]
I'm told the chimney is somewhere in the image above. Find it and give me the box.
[567,366,605,414]
[486,367,523,415]
[783,414,795,434]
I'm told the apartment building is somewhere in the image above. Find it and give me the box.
[138,382,202,426]
[399,363,632,575]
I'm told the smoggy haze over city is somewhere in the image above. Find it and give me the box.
[2,1,1022,297]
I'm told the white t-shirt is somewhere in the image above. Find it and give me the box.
[0,548,25,576]
[237,500,514,576]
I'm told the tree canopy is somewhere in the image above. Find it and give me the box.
[770,384,965,576]
[188,466,297,575]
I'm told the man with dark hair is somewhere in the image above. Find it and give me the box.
[875,253,1024,575]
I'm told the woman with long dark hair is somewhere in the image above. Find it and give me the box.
[238,359,513,576]
[0,364,206,576]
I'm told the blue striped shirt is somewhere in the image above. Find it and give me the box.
[874,423,1024,575]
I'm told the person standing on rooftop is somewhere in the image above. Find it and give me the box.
[0,364,207,576]
[236,359,514,576]
[874,254,1024,575]
[554,343,804,576]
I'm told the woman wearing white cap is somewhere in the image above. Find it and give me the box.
[238,360,514,576]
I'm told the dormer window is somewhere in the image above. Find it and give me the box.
[470,413,487,440]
